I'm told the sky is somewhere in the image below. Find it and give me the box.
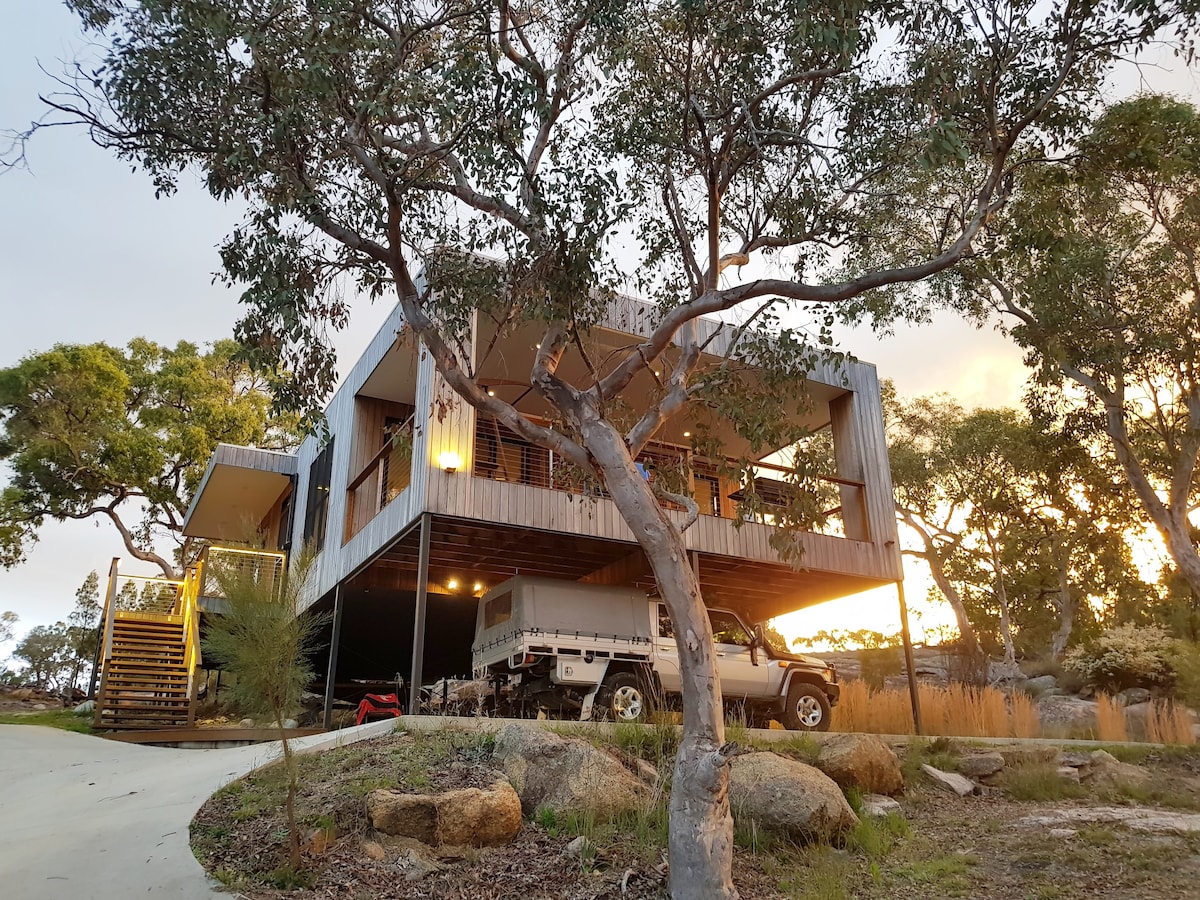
[1,3,1197,660]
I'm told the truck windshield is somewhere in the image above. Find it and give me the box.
[759,626,792,655]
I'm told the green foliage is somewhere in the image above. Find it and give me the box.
[798,629,901,652]
[860,646,904,690]
[1063,624,1176,693]
[0,339,297,575]
[1001,763,1088,801]
[202,549,326,870]
[848,812,909,860]
[12,625,73,692]
[202,550,324,727]
[888,389,1146,664]
[0,610,17,644]
[0,708,96,733]
[963,95,1200,604]
[611,720,679,767]
[1169,641,1200,709]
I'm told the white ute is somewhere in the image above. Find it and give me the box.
[471,575,839,730]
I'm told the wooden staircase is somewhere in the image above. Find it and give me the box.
[92,548,285,731]
[95,613,195,729]
[94,559,202,731]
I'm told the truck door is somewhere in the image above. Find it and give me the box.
[654,603,682,693]
[709,610,769,698]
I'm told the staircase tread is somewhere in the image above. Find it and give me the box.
[98,702,192,710]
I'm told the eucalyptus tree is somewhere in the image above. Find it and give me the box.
[890,392,1143,665]
[962,96,1200,607]
[18,1,1193,895]
[888,391,990,668]
[0,339,297,577]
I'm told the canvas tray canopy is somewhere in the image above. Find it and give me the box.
[472,576,653,661]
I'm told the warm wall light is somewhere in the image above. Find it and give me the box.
[438,451,463,473]
[447,578,460,590]
[473,582,484,593]
[683,431,691,438]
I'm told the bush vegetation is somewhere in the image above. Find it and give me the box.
[1063,624,1175,693]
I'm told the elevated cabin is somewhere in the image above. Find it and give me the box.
[157,292,902,726]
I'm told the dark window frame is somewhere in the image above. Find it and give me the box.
[303,439,335,550]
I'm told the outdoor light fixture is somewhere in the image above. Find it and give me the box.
[438,451,462,473]
[447,578,460,590]
[485,385,496,397]
[683,431,691,438]
[473,582,484,593]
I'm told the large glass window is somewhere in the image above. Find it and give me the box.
[303,439,335,550]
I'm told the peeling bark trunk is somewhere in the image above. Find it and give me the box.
[582,419,736,900]
[903,518,986,666]
[1094,384,1200,599]
[987,532,1018,674]
[1051,539,1076,660]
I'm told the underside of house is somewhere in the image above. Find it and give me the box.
[92,295,903,730]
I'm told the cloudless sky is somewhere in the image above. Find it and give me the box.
[1,3,1197,657]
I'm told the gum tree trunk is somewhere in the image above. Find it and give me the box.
[581,418,737,900]
[1051,539,1077,660]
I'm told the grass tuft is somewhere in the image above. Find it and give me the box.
[1095,693,1128,742]
[1001,763,1086,802]
[0,709,96,733]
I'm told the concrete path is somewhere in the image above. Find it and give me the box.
[0,719,398,900]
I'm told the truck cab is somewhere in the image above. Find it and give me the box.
[653,602,839,730]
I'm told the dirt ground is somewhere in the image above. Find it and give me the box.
[0,689,65,714]
[191,731,1200,900]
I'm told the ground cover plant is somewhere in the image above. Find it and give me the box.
[0,708,95,733]
[191,725,1200,899]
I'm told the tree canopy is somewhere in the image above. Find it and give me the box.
[960,96,1200,612]
[0,338,298,577]
[19,1,1197,895]
[889,391,1146,666]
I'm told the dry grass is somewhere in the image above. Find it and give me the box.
[835,682,1041,738]
[1009,691,1040,738]
[1145,701,1196,746]
[1095,694,1128,742]
[837,681,1196,744]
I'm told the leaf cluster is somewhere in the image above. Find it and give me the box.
[0,338,299,571]
[201,549,326,723]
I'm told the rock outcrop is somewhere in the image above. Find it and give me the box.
[921,764,976,797]
[365,779,522,847]
[813,733,904,796]
[491,724,647,817]
[730,752,858,843]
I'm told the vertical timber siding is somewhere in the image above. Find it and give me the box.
[280,294,901,610]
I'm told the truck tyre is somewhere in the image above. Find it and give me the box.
[781,682,831,732]
[598,672,647,723]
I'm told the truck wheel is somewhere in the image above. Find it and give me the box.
[781,682,831,732]
[598,672,647,723]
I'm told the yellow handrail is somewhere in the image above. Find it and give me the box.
[180,558,203,724]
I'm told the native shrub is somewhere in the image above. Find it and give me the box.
[1063,625,1175,693]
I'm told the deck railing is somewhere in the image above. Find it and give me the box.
[179,560,202,724]
[471,414,864,537]
[198,546,287,600]
[345,429,412,541]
